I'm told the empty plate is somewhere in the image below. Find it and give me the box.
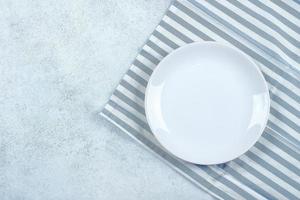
[145,42,270,165]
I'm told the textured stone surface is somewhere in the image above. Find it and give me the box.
[0,0,213,199]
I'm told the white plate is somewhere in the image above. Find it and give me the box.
[145,42,270,165]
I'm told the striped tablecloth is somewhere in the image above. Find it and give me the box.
[101,0,300,199]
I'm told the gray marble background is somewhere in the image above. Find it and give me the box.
[0,0,213,199]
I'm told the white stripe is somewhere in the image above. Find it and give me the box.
[143,45,164,61]
[268,89,300,122]
[183,165,239,199]
[228,161,289,200]
[131,64,150,81]
[156,24,187,46]
[265,0,300,25]
[201,168,245,199]
[244,0,300,39]
[105,104,153,139]
[218,170,269,200]
[149,35,174,53]
[123,74,145,89]
[249,146,300,185]
[201,166,259,200]
[183,164,242,199]
[191,166,237,199]
[265,128,300,153]
[169,5,225,41]
[259,137,300,171]
[140,50,159,66]
[259,62,300,98]
[157,26,186,47]
[283,0,300,10]
[267,124,300,151]
[116,85,144,107]
[272,100,299,124]
[164,15,204,42]
[269,114,299,141]
[110,95,147,123]
[123,75,146,92]
[269,88,299,114]
[209,166,270,200]
[136,54,156,70]
[198,0,299,66]
[240,153,299,195]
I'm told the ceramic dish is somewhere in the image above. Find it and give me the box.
[145,42,270,165]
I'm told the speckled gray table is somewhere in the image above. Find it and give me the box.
[0,0,213,199]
